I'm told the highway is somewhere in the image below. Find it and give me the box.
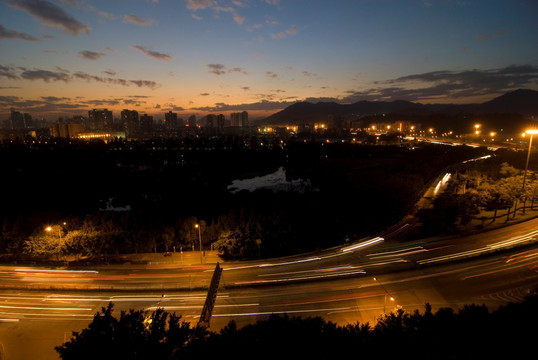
[2,216,538,360]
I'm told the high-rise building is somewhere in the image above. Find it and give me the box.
[231,111,248,127]
[88,109,113,130]
[165,111,181,130]
[188,115,197,128]
[217,114,225,130]
[140,114,153,134]
[121,109,139,138]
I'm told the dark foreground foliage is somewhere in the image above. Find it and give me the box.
[57,293,538,360]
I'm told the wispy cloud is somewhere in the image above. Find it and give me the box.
[0,64,160,89]
[130,45,172,61]
[186,0,245,25]
[8,0,90,36]
[271,25,297,39]
[0,24,40,41]
[78,50,106,60]
[475,28,512,41]
[123,14,154,26]
[207,64,248,76]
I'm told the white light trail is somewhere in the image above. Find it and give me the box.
[341,237,384,252]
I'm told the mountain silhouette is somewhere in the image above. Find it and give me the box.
[260,89,538,128]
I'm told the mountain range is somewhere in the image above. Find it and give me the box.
[259,89,538,131]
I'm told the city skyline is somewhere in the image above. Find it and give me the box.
[1,0,538,120]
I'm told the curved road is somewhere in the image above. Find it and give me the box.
[2,216,538,359]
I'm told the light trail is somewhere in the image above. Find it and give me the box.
[341,237,384,252]
[417,230,538,265]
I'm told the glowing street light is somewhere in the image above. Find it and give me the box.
[45,224,63,240]
[195,224,203,264]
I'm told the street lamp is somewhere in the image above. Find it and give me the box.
[374,277,395,313]
[522,130,538,210]
[45,225,62,240]
[195,224,202,264]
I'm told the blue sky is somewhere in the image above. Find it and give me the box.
[1,0,537,119]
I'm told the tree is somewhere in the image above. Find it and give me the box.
[23,225,66,260]
[55,303,200,360]
[213,228,258,260]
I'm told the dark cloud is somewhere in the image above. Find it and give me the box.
[206,64,248,76]
[342,64,538,103]
[192,99,298,112]
[1,64,160,89]
[78,50,106,60]
[0,24,40,41]
[207,64,226,75]
[130,45,172,61]
[8,0,90,36]
[0,65,20,80]
[21,69,70,82]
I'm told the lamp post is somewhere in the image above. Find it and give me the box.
[195,224,202,264]
[523,130,538,192]
[374,277,395,313]
[522,130,538,214]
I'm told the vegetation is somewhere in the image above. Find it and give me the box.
[56,293,538,360]
[419,151,538,236]
[0,136,493,261]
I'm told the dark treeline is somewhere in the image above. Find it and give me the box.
[56,292,538,360]
[0,136,489,261]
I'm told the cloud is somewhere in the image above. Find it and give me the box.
[0,65,21,80]
[341,64,538,103]
[302,71,317,77]
[207,63,226,75]
[130,45,172,61]
[206,64,248,76]
[186,0,215,11]
[186,0,245,25]
[229,67,248,75]
[0,24,40,41]
[78,50,106,60]
[266,71,278,79]
[191,99,297,112]
[123,14,154,26]
[475,28,511,41]
[21,69,71,82]
[8,0,90,36]
[98,11,116,20]
[271,25,297,39]
[1,64,160,89]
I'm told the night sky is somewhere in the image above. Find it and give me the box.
[1,0,537,119]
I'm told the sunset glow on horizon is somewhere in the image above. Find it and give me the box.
[1,0,537,121]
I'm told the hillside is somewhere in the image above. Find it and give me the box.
[260,89,538,128]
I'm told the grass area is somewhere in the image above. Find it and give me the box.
[463,203,538,234]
